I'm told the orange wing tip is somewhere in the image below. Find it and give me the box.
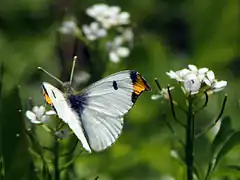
[42,85,53,106]
[130,70,151,103]
[130,71,151,94]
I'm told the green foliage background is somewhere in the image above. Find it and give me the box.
[0,0,239,179]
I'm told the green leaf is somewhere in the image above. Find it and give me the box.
[211,116,234,155]
[0,86,33,180]
[206,130,240,180]
[205,116,235,180]
[226,165,240,172]
[215,131,240,169]
[0,62,4,177]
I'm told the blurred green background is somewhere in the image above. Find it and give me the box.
[0,0,239,179]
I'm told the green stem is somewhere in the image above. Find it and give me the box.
[186,96,194,180]
[54,140,60,180]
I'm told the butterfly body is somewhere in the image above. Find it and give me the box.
[42,70,150,153]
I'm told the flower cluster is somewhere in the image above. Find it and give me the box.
[85,4,130,30]
[26,105,55,124]
[83,4,133,63]
[166,64,227,95]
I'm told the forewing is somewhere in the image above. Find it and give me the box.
[42,82,91,153]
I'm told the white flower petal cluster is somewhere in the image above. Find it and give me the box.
[166,64,227,95]
[59,20,78,35]
[86,4,130,29]
[26,105,55,124]
[83,3,133,63]
[107,28,133,63]
[82,22,107,41]
[107,36,130,63]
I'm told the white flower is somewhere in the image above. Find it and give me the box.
[86,4,109,19]
[55,129,70,139]
[26,105,55,124]
[59,20,78,35]
[107,37,130,63]
[151,87,174,100]
[183,72,201,95]
[82,22,107,41]
[166,64,227,95]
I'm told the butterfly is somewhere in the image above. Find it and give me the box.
[39,57,151,153]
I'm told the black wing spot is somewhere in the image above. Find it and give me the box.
[113,81,118,90]
[52,90,56,98]
[130,70,137,84]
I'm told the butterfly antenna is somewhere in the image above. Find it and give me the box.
[69,56,77,85]
[37,67,63,85]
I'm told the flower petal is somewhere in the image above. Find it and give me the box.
[212,81,227,92]
[32,106,39,114]
[188,64,198,72]
[206,70,215,82]
[116,47,130,57]
[38,106,45,117]
[96,28,107,38]
[122,28,134,42]
[109,51,120,63]
[183,73,201,94]
[151,94,162,100]
[82,24,91,35]
[114,36,124,46]
[179,68,191,78]
[166,71,178,79]
[90,22,99,31]
[26,111,36,121]
[198,68,209,74]
[86,4,109,18]
[45,110,56,115]
[118,12,130,24]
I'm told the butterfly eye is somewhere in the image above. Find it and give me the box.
[52,90,56,98]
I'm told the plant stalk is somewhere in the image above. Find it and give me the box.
[54,139,60,180]
[186,96,194,180]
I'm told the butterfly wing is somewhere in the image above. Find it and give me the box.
[69,70,151,152]
[42,82,92,153]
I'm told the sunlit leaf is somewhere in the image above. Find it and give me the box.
[211,116,234,155]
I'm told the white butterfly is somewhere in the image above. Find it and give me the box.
[39,57,151,153]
